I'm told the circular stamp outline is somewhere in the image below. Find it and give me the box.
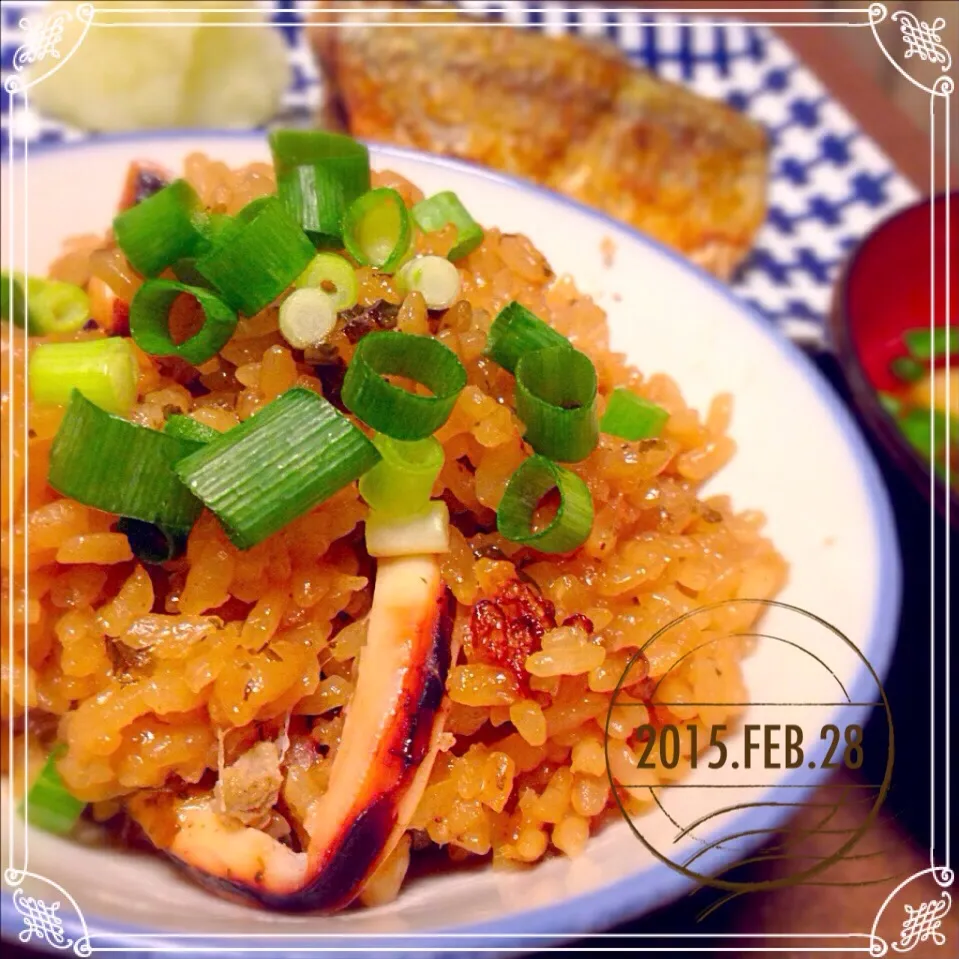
[604,598,895,892]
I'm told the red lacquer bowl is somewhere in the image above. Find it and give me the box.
[830,191,957,520]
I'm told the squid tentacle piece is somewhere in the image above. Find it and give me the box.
[130,554,455,912]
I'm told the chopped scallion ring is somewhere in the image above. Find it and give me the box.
[48,391,204,531]
[2,272,91,335]
[599,387,670,441]
[295,252,358,311]
[269,129,371,244]
[889,355,925,384]
[342,188,412,273]
[279,288,337,350]
[897,408,935,459]
[203,212,236,241]
[113,179,210,277]
[0,271,28,327]
[342,330,467,440]
[903,325,956,361]
[878,392,902,417]
[396,255,462,310]
[515,347,598,462]
[164,414,221,444]
[19,748,86,835]
[29,338,139,416]
[130,278,238,366]
[485,301,570,373]
[195,196,315,316]
[359,433,445,516]
[175,387,381,549]
[412,191,484,261]
[366,501,450,557]
[170,259,216,290]
[116,517,188,564]
[497,455,593,554]
[169,219,231,291]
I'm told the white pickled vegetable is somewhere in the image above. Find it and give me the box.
[29,2,289,132]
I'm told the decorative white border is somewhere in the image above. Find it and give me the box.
[864,7,956,956]
[1,2,953,955]
[3,2,94,96]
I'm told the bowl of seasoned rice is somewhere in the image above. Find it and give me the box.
[1,133,899,954]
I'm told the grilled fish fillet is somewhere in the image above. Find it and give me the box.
[310,2,768,278]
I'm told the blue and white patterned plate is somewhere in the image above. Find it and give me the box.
[1,0,920,347]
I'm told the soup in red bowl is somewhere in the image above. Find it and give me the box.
[831,191,957,519]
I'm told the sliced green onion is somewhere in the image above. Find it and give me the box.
[29,338,138,416]
[170,259,215,290]
[878,391,902,417]
[485,301,570,373]
[239,196,278,221]
[30,280,89,335]
[397,255,462,310]
[898,408,934,459]
[116,517,187,564]
[204,212,236,241]
[170,213,241,289]
[889,355,926,383]
[600,387,670,441]
[896,408,957,460]
[129,279,238,366]
[0,271,26,326]
[497,454,593,554]
[175,386,380,549]
[342,188,412,273]
[19,748,85,835]
[515,347,598,462]
[269,129,371,244]
[359,433,444,516]
[2,271,90,335]
[196,196,315,316]
[904,326,957,360]
[342,330,467,440]
[366,501,450,557]
[164,414,221,444]
[170,215,232,290]
[185,199,273,285]
[412,191,484,261]
[296,252,358,311]
[113,179,209,277]
[49,390,204,530]
[279,288,337,350]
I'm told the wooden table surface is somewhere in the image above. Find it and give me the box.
[5,3,955,957]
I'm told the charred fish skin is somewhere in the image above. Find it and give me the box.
[144,563,456,913]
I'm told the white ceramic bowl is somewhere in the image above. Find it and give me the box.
[0,134,900,957]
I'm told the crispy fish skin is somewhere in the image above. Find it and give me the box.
[314,6,628,177]
[311,3,768,279]
[549,73,769,279]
